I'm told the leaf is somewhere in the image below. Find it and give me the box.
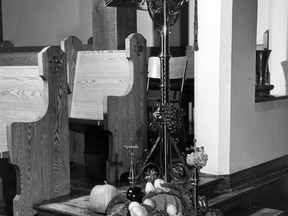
[106,192,129,215]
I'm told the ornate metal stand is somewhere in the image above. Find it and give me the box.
[143,0,187,183]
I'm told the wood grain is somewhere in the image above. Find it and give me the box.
[61,36,83,102]
[0,46,70,216]
[68,33,147,183]
[0,52,38,66]
[0,66,44,154]
[106,33,147,182]
[61,36,94,167]
[36,195,102,216]
[71,51,129,120]
[92,0,136,50]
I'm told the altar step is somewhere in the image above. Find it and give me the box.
[234,207,286,216]
[33,162,288,216]
[34,173,288,216]
[207,173,288,215]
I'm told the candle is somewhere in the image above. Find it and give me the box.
[263,30,269,50]
[188,102,193,135]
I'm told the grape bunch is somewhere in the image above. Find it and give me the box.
[161,103,185,134]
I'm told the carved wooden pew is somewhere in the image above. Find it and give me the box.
[61,33,147,183]
[0,46,70,216]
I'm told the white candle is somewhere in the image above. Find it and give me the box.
[263,30,269,50]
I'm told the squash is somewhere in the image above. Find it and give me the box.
[144,182,155,194]
[130,205,148,216]
[89,181,118,213]
[154,178,170,192]
[142,198,156,210]
[166,203,177,216]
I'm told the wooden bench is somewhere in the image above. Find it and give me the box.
[61,33,148,183]
[0,46,70,216]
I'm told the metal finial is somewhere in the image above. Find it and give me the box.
[124,138,139,187]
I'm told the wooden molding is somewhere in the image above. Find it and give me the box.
[216,155,288,192]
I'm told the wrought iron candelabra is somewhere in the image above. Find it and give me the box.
[145,0,187,182]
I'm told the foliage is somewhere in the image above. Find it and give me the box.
[186,147,208,169]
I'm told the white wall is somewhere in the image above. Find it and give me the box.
[196,0,288,175]
[195,0,224,174]
[257,0,288,95]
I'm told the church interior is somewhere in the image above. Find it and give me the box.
[0,0,287,216]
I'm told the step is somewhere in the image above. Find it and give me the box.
[235,207,286,216]
[198,175,225,199]
[34,176,225,216]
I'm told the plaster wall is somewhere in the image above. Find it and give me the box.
[195,0,223,174]
[257,0,288,95]
[231,0,288,173]
[197,0,288,175]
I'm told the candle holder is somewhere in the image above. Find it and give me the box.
[124,138,144,203]
[256,30,274,97]
[255,48,274,96]
[145,0,187,183]
[186,146,207,215]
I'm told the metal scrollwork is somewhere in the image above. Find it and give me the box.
[147,0,186,27]
[133,0,188,183]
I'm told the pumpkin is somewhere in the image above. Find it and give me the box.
[89,181,118,213]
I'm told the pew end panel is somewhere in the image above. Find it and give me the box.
[61,36,94,166]
[0,46,70,216]
[69,33,147,183]
[106,33,148,182]
[61,36,93,114]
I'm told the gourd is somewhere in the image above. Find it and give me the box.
[89,181,118,213]
[130,205,148,216]
[142,198,156,210]
[154,178,170,192]
[144,182,155,194]
[166,203,177,216]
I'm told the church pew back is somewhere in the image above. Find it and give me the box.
[70,50,130,120]
[0,46,45,66]
[0,66,43,154]
[61,36,93,114]
[0,52,38,66]
[0,46,70,216]
[62,33,147,183]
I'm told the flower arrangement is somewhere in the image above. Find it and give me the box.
[186,147,208,169]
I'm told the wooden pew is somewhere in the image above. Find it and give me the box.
[61,33,148,183]
[0,46,70,216]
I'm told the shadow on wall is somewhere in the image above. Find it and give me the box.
[281,61,288,95]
